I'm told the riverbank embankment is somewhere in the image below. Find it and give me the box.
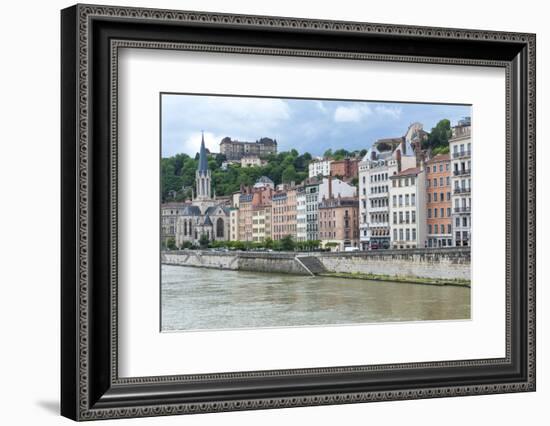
[161,248,471,286]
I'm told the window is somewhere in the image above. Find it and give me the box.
[456,231,461,241]
[393,212,397,224]
[456,217,460,227]
[433,165,436,173]
[463,217,468,227]
[405,194,410,206]
[399,195,403,206]
[446,176,450,186]
[399,211,403,223]
[434,224,438,234]
[411,194,416,206]
[393,229,397,240]
[448,224,452,234]
[440,192,444,201]
[412,228,416,241]
[446,163,450,171]
[399,229,404,240]
[428,224,433,234]
[447,192,451,201]
[427,193,431,203]
[427,209,432,218]
[434,208,438,218]
[440,177,443,186]
[433,192,438,202]
[440,208,444,217]
[447,207,451,217]
[410,177,415,185]
[412,211,416,223]
[406,229,410,241]
[433,178,437,187]
[392,195,397,207]
[439,164,443,172]
[405,211,410,223]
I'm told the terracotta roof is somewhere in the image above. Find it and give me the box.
[426,153,450,163]
[391,167,421,177]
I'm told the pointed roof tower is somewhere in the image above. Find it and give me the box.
[198,131,209,173]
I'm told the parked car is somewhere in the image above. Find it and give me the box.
[344,246,359,252]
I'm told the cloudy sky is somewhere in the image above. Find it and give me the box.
[161,94,471,158]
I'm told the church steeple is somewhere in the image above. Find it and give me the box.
[195,131,211,201]
[198,131,209,174]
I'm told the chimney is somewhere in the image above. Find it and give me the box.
[396,149,402,173]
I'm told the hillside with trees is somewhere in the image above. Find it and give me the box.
[161,149,314,202]
[161,119,452,202]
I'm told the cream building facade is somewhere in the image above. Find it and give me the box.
[389,167,427,249]
[450,118,472,247]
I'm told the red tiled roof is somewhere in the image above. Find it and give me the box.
[391,167,421,177]
[426,153,450,163]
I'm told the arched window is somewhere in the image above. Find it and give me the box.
[216,218,224,238]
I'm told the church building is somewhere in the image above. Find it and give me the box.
[173,133,230,247]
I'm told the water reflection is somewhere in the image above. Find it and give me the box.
[161,265,471,331]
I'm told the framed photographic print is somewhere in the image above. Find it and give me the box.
[61,4,536,421]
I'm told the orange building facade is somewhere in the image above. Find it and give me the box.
[330,158,359,180]
[425,154,453,248]
[271,186,297,240]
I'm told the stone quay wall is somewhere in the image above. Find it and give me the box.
[161,248,470,281]
[161,251,310,275]
[162,251,239,270]
[316,248,470,281]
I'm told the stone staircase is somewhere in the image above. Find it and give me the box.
[296,256,328,275]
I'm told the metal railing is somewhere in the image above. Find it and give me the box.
[452,150,471,159]
[453,169,471,176]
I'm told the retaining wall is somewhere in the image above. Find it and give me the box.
[161,248,471,281]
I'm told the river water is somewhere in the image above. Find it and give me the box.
[161,265,470,331]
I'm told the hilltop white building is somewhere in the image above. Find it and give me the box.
[308,158,332,178]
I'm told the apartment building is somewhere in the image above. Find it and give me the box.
[389,167,427,249]
[425,154,453,247]
[450,118,472,246]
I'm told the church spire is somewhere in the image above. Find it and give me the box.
[195,130,212,202]
[198,131,209,174]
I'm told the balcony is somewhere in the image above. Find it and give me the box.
[452,150,471,159]
[368,191,389,199]
[454,206,471,213]
[453,169,471,176]
[368,205,389,213]
[454,187,471,194]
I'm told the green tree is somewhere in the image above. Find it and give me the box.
[280,235,296,251]
[424,118,452,150]
[166,238,177,250]
[333,148,350,160]
[199,233,210,248]
[282,164,297,183]
[180,241,193,249]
